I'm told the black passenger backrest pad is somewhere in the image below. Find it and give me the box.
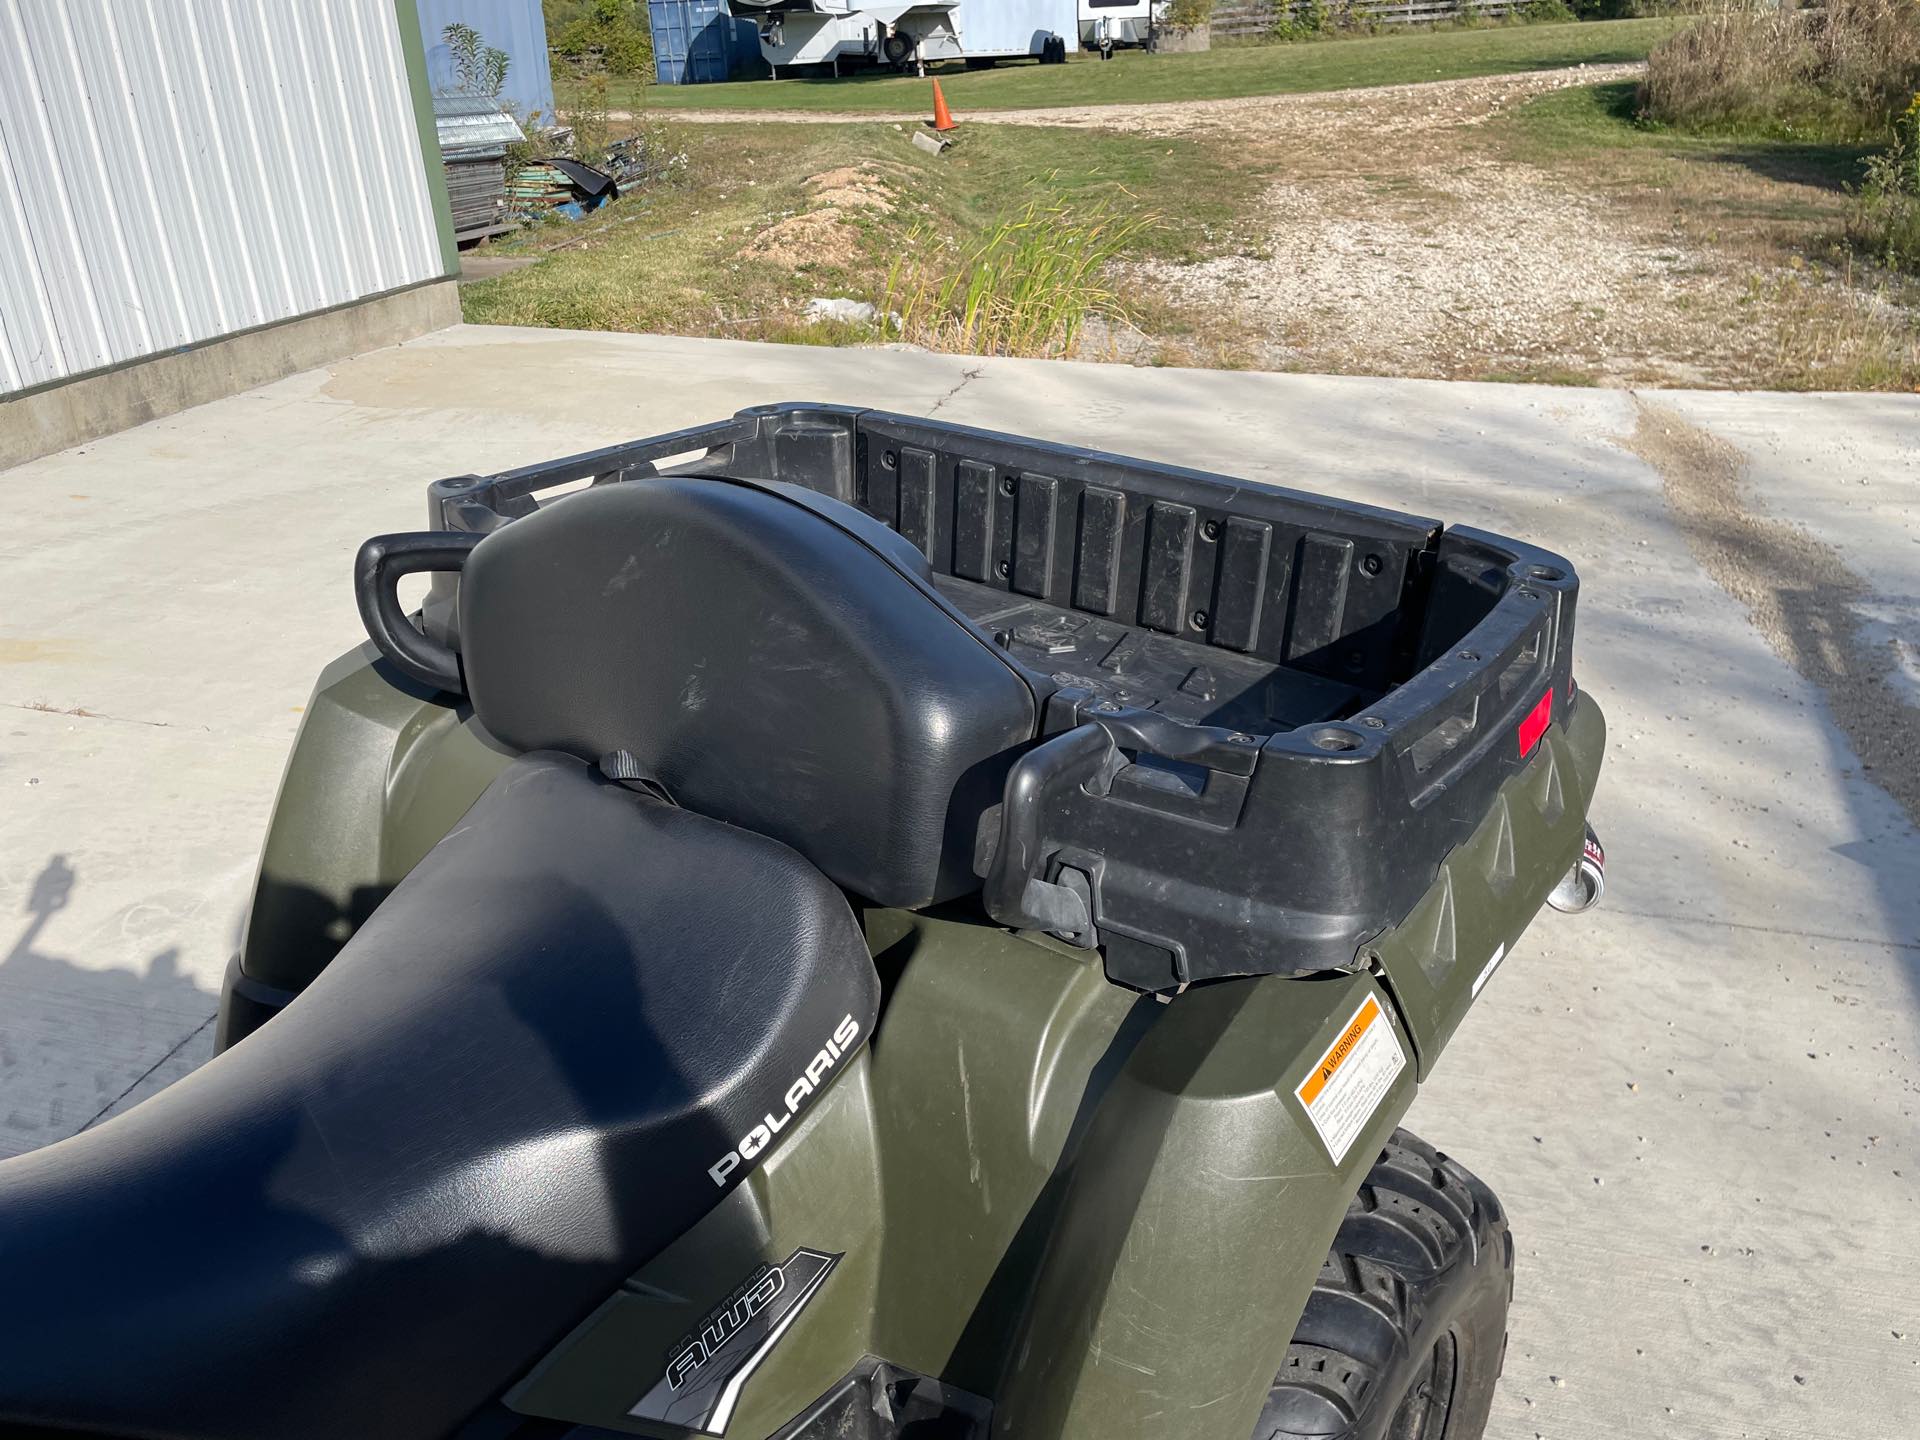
[458,479,1039,907]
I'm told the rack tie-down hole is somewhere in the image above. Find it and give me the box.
[1310,727,1363,753]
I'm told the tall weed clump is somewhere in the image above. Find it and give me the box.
[1849,92,1920,272]
[1639,0,1920,141]
[883,200,1155,358]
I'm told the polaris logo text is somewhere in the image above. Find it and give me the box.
[707,1014,860,1187]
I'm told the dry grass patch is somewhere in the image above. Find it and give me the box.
[1133,158,1757,385]
[1640,0,1920,141]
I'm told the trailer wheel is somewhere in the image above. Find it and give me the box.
[882,31,915,71]
[1256,1131,1512,1440]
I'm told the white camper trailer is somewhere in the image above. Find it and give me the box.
[1079,0,1158,52]
[726,1,1078,75]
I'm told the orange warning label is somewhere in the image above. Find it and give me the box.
[1294,994,1406,1163]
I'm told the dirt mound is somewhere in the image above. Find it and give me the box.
[739,209,864,268]
[739,166,894,266]
[805,165,895,213]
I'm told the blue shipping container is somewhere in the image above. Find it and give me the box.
[649,0,764,84]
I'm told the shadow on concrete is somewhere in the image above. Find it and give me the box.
[1626,402,1920,1018]
[0,855,219,1159]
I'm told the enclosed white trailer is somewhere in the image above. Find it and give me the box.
[1079,0,1158,50]
[726,0,1078,74]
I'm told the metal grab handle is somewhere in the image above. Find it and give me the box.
[983,724,1119,942]
[353,531,482,694]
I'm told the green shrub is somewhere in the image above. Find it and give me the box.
[551,0,653,77]
[1166,0,1215,27]
[1267,0,1332,39]
[561,70,613,166]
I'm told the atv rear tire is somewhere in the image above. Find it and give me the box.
[1256,1131,1512,1440]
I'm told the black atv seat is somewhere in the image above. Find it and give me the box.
[0,754,880,1440]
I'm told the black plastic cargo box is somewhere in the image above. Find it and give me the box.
[411,404,1582,991]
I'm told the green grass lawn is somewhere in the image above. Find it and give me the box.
[611,18,1682,112]
[1505,79,1877,190]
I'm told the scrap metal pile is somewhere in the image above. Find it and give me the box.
[507,135,670,223]
[433,93,679,238]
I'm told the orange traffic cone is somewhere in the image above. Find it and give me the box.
[931,79,958,132]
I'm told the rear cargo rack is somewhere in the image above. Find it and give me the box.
[414,404,1581,991]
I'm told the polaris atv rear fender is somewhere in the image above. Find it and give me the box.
[218,646,1603,1440]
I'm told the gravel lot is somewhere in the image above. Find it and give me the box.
[1111,68,1917,386]
[641,62,1645,131]
[1135,155,1752,384]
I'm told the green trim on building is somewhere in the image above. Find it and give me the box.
[393,0,461,276]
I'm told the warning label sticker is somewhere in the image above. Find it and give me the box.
[1294,994,1407,1164]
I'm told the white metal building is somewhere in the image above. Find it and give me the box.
[0,0,455,402]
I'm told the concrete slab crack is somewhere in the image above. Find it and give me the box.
[928,365,984,417]
[1608,906,1920,953]
[4,701,176,729]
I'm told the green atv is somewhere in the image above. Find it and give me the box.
[0,405,1605,1440]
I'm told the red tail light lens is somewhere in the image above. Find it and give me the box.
[1518,688,1554,756]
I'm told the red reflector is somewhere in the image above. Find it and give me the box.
[1518,688,1554,756]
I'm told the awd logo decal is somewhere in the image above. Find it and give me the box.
[628,1248,841,1436]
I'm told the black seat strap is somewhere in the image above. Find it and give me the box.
[597,749,677,807]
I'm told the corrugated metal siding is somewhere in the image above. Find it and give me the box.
[416,0,555,119]
[0,0,446,398]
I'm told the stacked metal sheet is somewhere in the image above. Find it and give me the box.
[446,156,509,237]
[507,161,579,212]
[507,158,618,221]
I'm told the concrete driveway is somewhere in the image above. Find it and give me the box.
[3,326,1916,1437]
